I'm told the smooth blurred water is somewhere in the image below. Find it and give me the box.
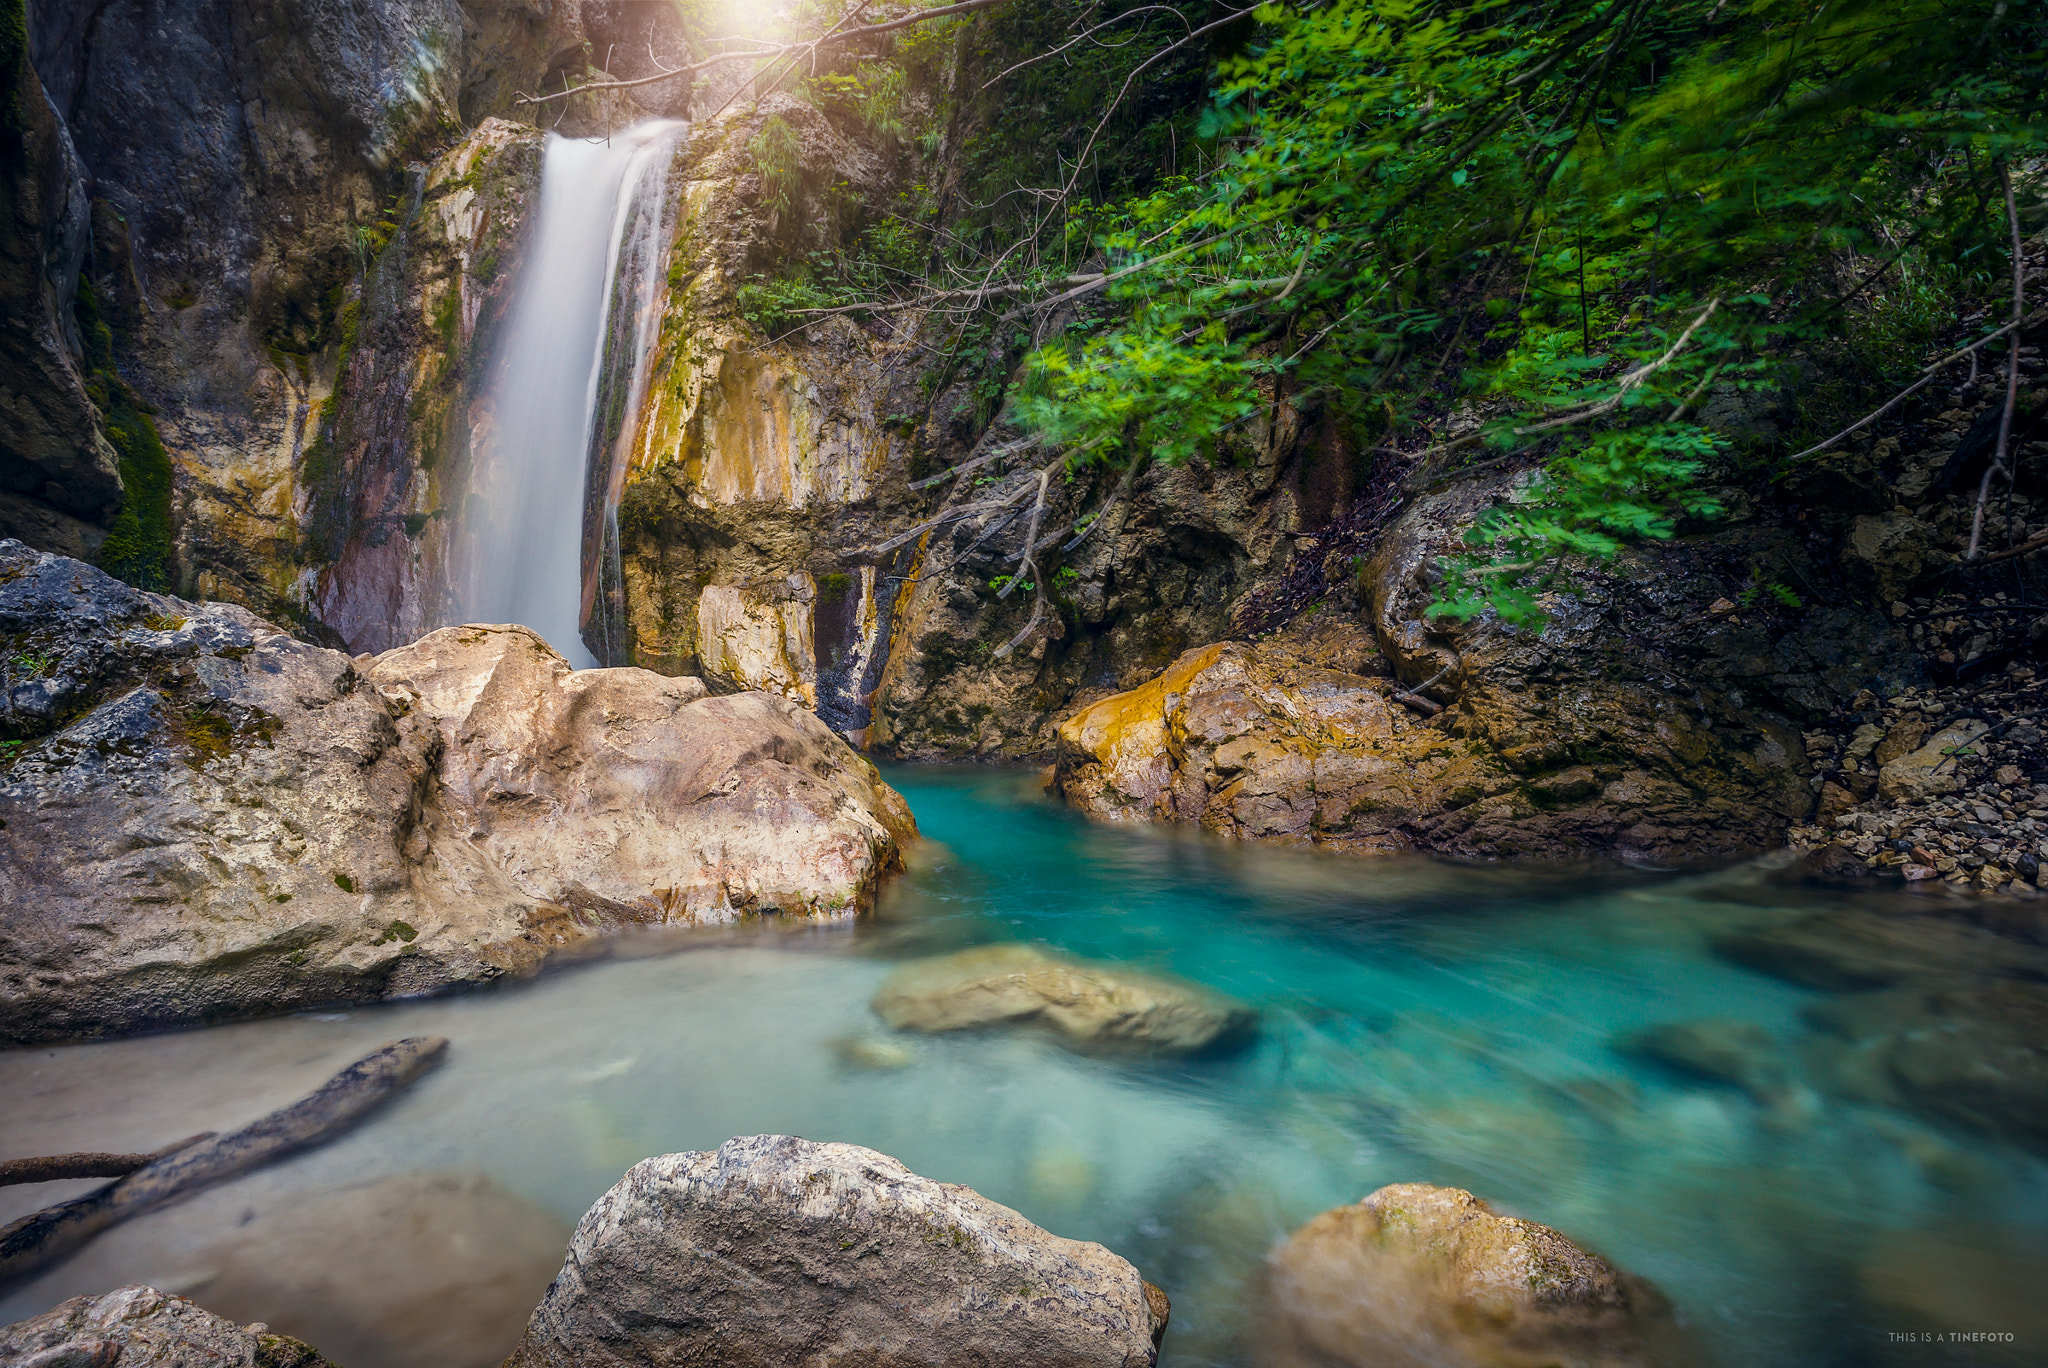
[4,767,2044,1366]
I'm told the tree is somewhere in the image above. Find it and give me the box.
[1009,0,2048,625]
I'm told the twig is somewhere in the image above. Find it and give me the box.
[0,1135,213,1188]
[1507,295,1721,438]
[1392,665,1453,716]
[1968,163,2026,561]
[1790,306,2048,463]
[1955,527,2048,568]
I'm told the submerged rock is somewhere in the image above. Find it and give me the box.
[1260,1183,1687,1368]
[0,1285,337,1367]
[1618,1017,1793,1101]
[0,543,915,1044]
[503,1134,1169,1368]
[1713,908,2048,990]
[1804,980,2048,1152]
[871,943,1255,1055]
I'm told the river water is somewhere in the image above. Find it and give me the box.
[3,768,2043,1366]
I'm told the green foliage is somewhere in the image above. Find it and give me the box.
[749,115,803,219]
[1013,0,2048,626]
[736,270,835,337]
[808,61,908,141]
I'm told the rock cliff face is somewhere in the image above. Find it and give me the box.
[584,90,1318,753]
[0,540,914,1044]
[1,6,121,561]
[1055,474,1922,863]
[4,0,574,625]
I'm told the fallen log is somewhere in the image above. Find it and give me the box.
[0,1133,213,1187]
[0,1036,447,1289]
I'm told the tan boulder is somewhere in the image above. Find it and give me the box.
[1055,631,1499,856]
[1261,1184,1688,1368]
[366,624,917,924]
[504,1135,1168,1368]
[1877,719,1990,801]
[0,545,914,1044]
[872,943,1255,1055]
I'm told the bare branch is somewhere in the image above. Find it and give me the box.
[981,6,1194,89]
[1507,295,1722,439]
[1789,306,2048,462]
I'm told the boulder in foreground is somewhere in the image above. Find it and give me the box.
[0,1284,337,1367]
[872,943,1256,1055]
[1261,1183,1689,1368]
[0,542,915,1044]
[504,1134,1169,1368]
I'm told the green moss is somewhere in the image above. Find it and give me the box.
[166,699,235,768]
[332,872,356,894]
[372,918,418,945]
[1,0,27,141]
[74,276,175,590]
[298,297,365,565]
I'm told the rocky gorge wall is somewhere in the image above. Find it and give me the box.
[5,2,2045,884]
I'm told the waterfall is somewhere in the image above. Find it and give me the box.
[450,120,685,668]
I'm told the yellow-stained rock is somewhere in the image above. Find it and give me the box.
[1261,1183,1691,1368]
[872,943,1255,1055]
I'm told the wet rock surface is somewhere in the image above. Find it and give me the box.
[871,943,1256,1055]
[1052,512,1861,862]
[503,1133,1169,1368]
[1260,1182,1688,1368]
[0,542,914,1043]
[0,1284,337,1368]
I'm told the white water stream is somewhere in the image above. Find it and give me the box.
[449,122,685,667]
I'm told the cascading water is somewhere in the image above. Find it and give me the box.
[449,121,686,668]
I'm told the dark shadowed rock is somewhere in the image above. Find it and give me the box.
[1619,1018,1796,1103]
[0,1284,337,1368]
[503,1134,1169,1368]
[1260,1183,1691,1368]
[872,943,1256,1055]
[0,542,914,1043]
[1056,473,1924,864]
[1804,981,2048,1152]
[1714,909,2048,991]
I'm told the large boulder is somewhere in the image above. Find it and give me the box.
[871,943,1256,1056]
[1260,1183,1688,1368]
[503,1134,1170,1368]
[0,1284,337,1368]
[1054,628,1499,856]
[1877,719,1990,801]
[0,542,914,1043]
